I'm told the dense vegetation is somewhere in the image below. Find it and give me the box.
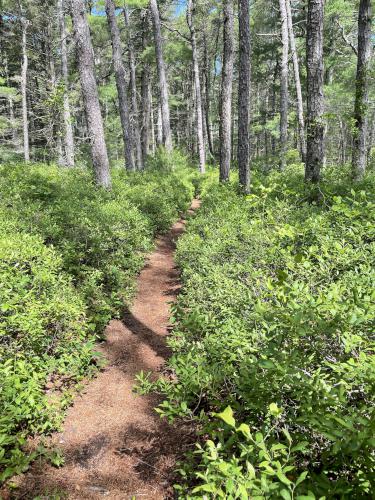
[144,166,375,498]
[0,153,195,482]
[0,0,374,496]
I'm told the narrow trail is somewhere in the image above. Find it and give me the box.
[16,199,200,500]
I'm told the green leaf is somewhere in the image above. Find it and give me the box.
[296,471,308,486]
[282,428,292,444]
[269,402,283,417]
[237,423,251,438]
[276,471,292,486]
[192,483,217,493]
[280,489,292,500]
[216,406,236,428]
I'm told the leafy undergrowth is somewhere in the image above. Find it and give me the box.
[145,165,375,498]
[0,150,195,483]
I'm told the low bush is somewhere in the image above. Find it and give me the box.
[0,157,195,483]
[0,231,92,481]
[147,165,375,498]
[0,162,194,331]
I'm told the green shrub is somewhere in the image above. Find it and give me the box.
[0,162,194,331]
[149,166,375,498]
[0,231,92,481]
[0,158,195,483]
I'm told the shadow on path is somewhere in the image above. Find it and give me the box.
[7,200,200,500]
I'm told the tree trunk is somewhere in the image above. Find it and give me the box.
[187,0,206,173]
[203,31,214,157]
[123,7,143,170]
[367,110,375,161]
[105,0,134,172]
[58,0,75,167]
[20,16,29,162]
[237,0,251,193]
[219,0,234,182]
[279,0,289,169]
[140,13,151,164]
[286,0,306,163]
[150,0,172,151]
[70,0,111,187]
[157,103,163,145]
[150,89,156,153]
[305,0,325,182]
[271,62,278,156]
[141,65,151,163]
[352,0,372,180]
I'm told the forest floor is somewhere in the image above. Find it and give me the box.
[9,200,200,500]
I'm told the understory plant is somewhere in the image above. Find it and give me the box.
[0,159,195,483]
[146,164,375,498]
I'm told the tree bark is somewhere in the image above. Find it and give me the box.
[105,0,134,172]
[203,31,214,157]
[58,0,75,167]
[305,0,325,182]
[187,0,206,173]
[271,61,278,156]
[157,103,163,146]
[150,88,156,153]
[140,12,151,164]
[123,7,143,170]
[141,64,151,163]
[219,0,234,182]
[70,0,111,187]
[279,0,289,169]
[20,16,29,162]
[286,0,306,163]
[150,0,172,151]
[237,0,251,193]
[352,0,372,180]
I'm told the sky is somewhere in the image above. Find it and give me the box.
[174,0,187,16]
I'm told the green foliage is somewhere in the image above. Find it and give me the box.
[152,165,375,498]
[0,158,194,484]
[0,162,193,332]
[176,406,311,499]
[0,232,91,481]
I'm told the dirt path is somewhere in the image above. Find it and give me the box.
[15,200,200,500]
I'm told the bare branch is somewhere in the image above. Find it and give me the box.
[160,21,190,42]
[335,18,358,55]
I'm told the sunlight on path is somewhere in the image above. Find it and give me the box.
[15,200,200,500]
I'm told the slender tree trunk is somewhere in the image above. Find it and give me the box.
[352,0,372,180]
[305,0,325,182]
[271,62,278,156]
[157,103,163,145]
[141,65,151,163]
[150,89,156,153]
[47,37,64,165]
[105,0,134,171]
[20,17,29,162]
[286,0,306,162]
[187,0,206,173]
[203,31,214,157]
[367,110,375,160]
[279,0,289,169]
[237,0,251,193]
[123,7,143,169]
[70,0,111,187]
[219,0,234,182]
[58,0,75,167]
[150,0,172,151]
[4,57,19,149]
[140,13,151,163]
